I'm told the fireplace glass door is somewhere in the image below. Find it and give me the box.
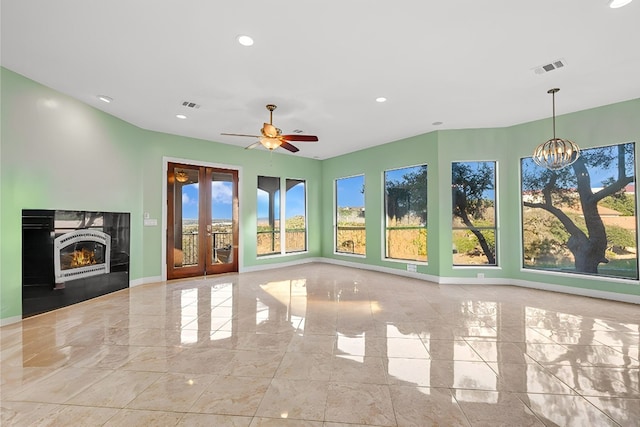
[168,163,238,279]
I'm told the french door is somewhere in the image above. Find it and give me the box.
[167,162,238,279]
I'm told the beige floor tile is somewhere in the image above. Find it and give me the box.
[584,396,640,426]
[1,401,64,426]
[66,369,162,408]
[490,362,576,394]
[331,355,388,384]
[325,382,396,426]
[126,372,216,412]
[189,375,271,416]
[250,418,323,426]
[453,390,544,426]
[390,385,470,427]
[517,393,619,427]
[103,408,183,426]
[9,366,112,404]
[255,378,329,421]
[386,357,433,386]
[275,352,333,380]
[177,413,252,426]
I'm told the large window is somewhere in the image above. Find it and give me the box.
[285,179,306,253]
[452,161,497,266]
[384,165,427,262]
[335,175,365,255]
[257,176,307,256]
[521,142,637,279]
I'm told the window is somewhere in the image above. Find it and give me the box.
[521,142,637,279]
[384,165,427,262]
[257,176,307,257]
[335,175,365,255]
[285,179,306,253]
[452,161,497,266]
[257,176,280,256]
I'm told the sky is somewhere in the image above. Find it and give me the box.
[181,181,307,221]
[336,175,364,208]
[181,181,233,220]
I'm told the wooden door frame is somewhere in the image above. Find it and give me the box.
[162,157,242,281]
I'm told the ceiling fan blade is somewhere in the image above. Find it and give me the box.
[281,134,319,142]
[262,123,278,138]
[245,141,262,150]
[279,141,300,153]
[221,133,260,138]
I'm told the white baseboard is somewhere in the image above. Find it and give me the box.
[240,257,323,273]
[130,276,162,287]
[511,278,640,305]
[318,258,638,304]
[320,257,442,283]
[0,315,22,326]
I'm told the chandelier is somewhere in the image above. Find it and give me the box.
[532,88,580,170]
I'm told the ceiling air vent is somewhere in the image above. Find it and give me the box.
[181,101,201,109]
[533,59,566,75]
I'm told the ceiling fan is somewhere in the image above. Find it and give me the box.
[221,104,318,153]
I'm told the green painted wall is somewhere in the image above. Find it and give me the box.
[1,68,322,320]
[322,98,640,299]
[2,67,638,321]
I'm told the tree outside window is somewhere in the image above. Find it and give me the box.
[384,165,427,262]
[452,161,497,266]
[521,142,637,279]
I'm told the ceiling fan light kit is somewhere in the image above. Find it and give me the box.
[221,104,318,153]
[532,88,580,171]
[608,0,633,8]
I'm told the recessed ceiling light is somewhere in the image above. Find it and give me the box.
[609,0,633,7]
[237,35,254,46]
[176,114,187,119]
[97,95,112,103]
[376,97,387,103]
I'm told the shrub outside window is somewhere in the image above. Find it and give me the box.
[257,176,308,256]
[335,175,366,255]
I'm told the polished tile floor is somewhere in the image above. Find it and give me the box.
[1,263,639,426]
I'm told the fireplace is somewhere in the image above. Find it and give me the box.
[54,229,111,284]
[22,209,130,317]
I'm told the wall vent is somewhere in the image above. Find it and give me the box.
[181,101,201,109]
[533,59,566,75]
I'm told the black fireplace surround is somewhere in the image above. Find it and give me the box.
[22,209,130,317]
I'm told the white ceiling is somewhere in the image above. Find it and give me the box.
[2,0,639,159]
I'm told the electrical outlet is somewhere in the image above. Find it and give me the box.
[477,273,485,279]
[407,264,417,272]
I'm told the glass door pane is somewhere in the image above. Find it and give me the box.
[210,172,234,265]
[173,166,200,268]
